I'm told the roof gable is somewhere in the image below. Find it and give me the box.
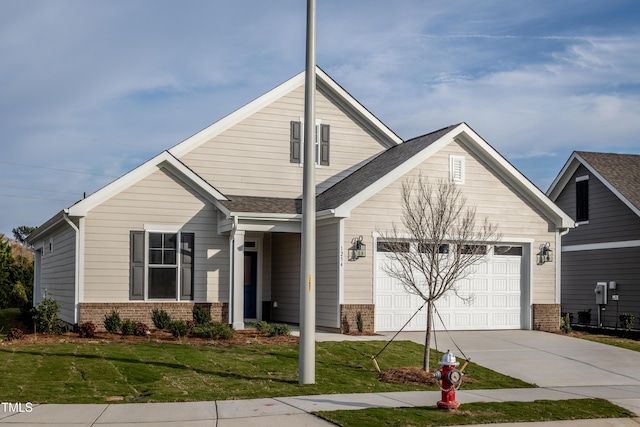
[320,123,574,229]
[67,151,228,217]
[547,151,640,218]
[169,67,402,158]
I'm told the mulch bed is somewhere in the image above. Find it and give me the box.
[380,366,475,387]
[1,328,299,347]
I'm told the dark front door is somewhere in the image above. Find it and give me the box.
[244,252,257,318]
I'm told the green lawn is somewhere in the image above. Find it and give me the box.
[315,398,635,427]
[580,334,640,352]
[0,340,530,404]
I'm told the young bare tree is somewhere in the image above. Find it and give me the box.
[379,176,500,371]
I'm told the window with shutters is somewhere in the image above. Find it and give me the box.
[130,230,194,300]
[290,119,329,166]
[576,176,589,223]
[449,155,465,184]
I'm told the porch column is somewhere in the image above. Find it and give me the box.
[232,230,245,329]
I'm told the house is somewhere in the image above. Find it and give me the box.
[27,67,574,333]
[547,151,640,329]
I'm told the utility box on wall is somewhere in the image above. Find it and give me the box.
[595,282,607,305]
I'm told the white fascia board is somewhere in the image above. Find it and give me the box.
[546,152,581,201]
[337,125,463,216]
[68,151,227,217]
[455,124,575,229]
[316,68,402,147]
[169,72,306,158]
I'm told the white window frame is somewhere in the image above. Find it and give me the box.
[575,175,589,225]
[449,155,465,184]
[299,116,322,167]
[143,224,190,301]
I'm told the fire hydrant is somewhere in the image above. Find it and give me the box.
[433,350,463,409]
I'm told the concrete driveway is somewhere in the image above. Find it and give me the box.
[386,330,638,388]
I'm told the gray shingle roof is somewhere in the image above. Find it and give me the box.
[220,195,302,214]
[577,151,640,212]
[316,124,459,211]
[219,124,458,215]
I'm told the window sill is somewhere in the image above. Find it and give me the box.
[576,220,589,226]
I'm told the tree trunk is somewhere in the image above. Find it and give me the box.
[423,300,433,371]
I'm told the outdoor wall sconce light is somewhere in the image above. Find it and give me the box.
[351,235,366,260]
[537,242,553,265]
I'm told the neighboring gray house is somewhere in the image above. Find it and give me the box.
[27,68,573,333]
[548,151,640,329]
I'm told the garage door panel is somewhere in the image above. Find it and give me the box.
[376,251,523,331]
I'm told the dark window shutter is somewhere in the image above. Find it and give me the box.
[130,231,144,300]
[319,124,330,166]
[180,233,194,300]
[576,180,589,222]
[290,121,301,163]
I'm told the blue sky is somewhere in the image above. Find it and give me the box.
[1,0,639,237]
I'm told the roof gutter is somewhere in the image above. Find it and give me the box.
[62,210,81,325]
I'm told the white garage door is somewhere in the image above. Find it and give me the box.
[375,245,524,331]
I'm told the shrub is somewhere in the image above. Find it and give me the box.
[134,322,150,337]
[560,313,572,334]
[191,322,235,340]
[253,320,270,333]
[577,309,591,326]
[192,305,211,325]
[186,320,197,330]
[151,308,171,330]
[620,313,635,331]
[356,311,364,333]
[169,319,189,338]
[33,295,61,334]
[103,311,122,334]
[120,319,136,336]
[7,328,24,341]
[78,321,96,338]
[267,323,291,337]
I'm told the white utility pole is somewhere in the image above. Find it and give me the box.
[299,0,316,385]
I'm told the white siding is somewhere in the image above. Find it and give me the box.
[39,223,77,325]
[317,220,340,328]
[270,233,301,324]
[83,168,228,303]
[179,86,387,198]
[343,139,558,305]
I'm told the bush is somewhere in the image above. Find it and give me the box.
[120,319,136,336]
[577,309,591,326]
[191,322,235,340]
[78,321,96,338]
[7,328,24,341]
[33,295,61,334]
[620,313,635,331]
[560,313,572,334]
[103,311,122,334]
[356,311,364,333]
[253,320,270,333]
[192,305,211,325]
[267,323,291,337]
[169,319,190,338]
[151,308,172,330]
[134,322,150,336]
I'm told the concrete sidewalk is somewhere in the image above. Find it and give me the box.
[0,388,638,426]
[2,330,640,426]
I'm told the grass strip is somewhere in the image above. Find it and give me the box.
[314,398,635,427]
[0,340,531,404]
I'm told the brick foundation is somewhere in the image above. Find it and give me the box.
[79,302,229,331]
[532,303,560,332]
[340,304,375,334]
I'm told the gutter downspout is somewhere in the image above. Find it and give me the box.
[63,210,81,326]
[555,226,572,305]
[228,216,239,326]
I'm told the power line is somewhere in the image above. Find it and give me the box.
[0,161,118,178]
[0,194,77,203]
[0,184,81,196]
